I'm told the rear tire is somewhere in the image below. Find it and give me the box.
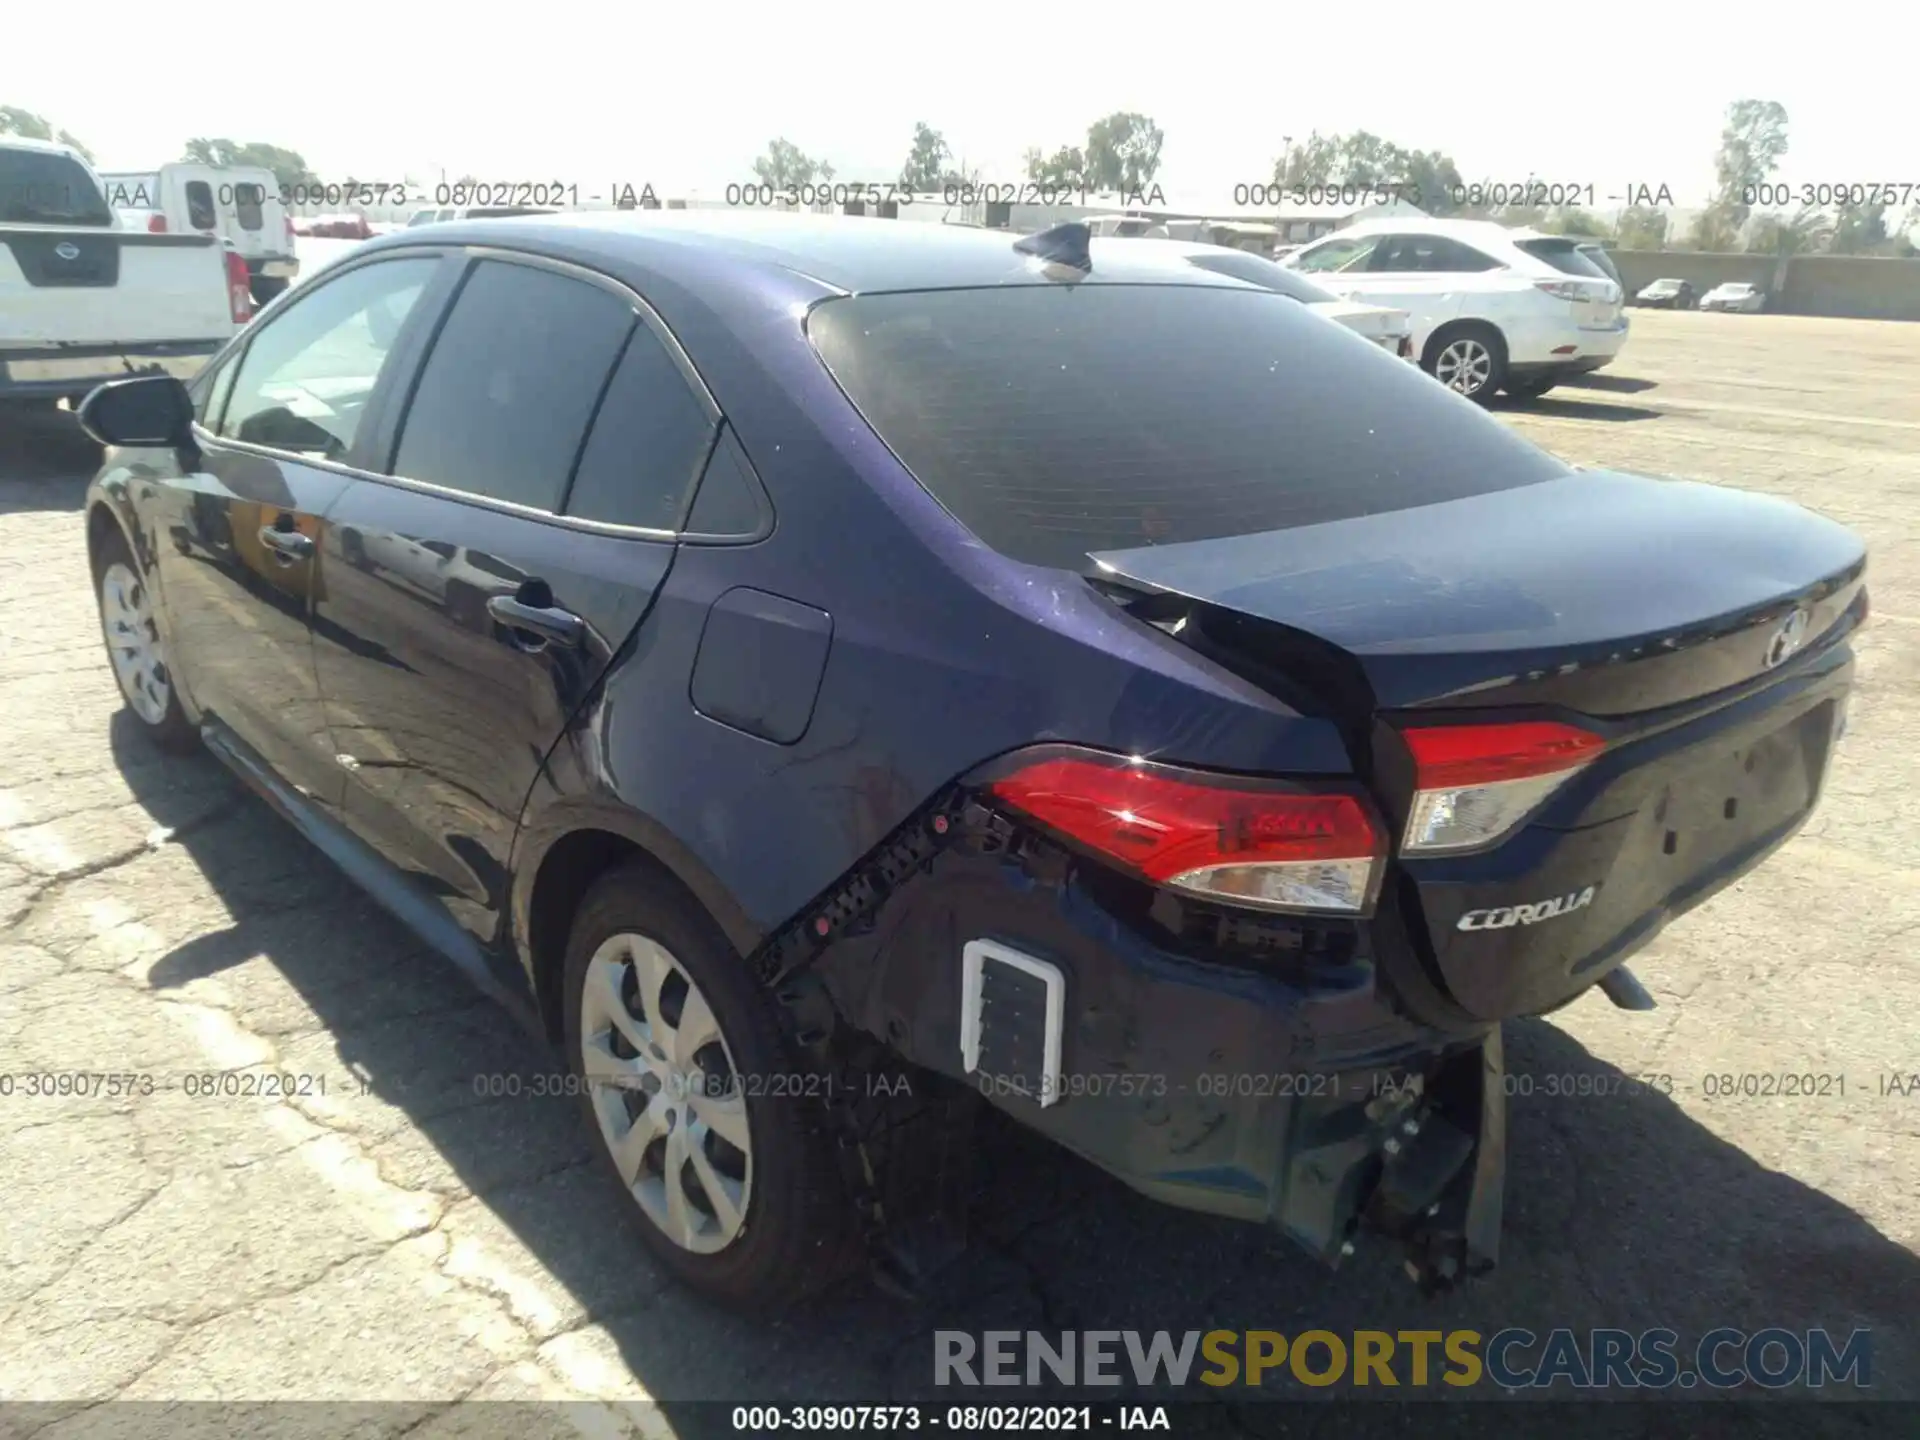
[250,276,289,305]
[1423,323,1506,405]
[562,861,856,1312]
[93,529,198,753]
[1504,377,1558,402]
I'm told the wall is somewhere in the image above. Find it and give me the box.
[1606,249,1920,320]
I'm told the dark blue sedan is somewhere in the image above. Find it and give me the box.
[77,212,1867,1310]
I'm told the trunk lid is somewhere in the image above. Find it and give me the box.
[1088,470,1864,716]
[1091,470,1867,1021]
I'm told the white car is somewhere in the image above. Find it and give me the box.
[1,137,246,412]
[1282,218,1629,403]
[1088,238,1415,358]
[98,162,299,303]
[1700,281,1766,314]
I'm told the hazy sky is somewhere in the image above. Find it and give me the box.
[6,2,1915,208]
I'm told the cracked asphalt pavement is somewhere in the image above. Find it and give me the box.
[0,310,1915,1436]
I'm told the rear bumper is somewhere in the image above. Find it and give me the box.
[814,806,1503,1275]
[0,340,222,402]
[1503,313,1630,369]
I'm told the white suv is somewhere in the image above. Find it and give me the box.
[1281,218,1628,403]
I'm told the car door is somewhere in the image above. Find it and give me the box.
[149,252,448,811]
[311,252,718,949]
[1340,234,1498,354]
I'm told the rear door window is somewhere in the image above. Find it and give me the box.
[1176,249,1340,302]
[390,259,635,511]
[0,148,112,226]
[1372,235,1504,273]
[185,180,217,230]
[808,286,1565,571]
[564,322,716,530]
[235,182,265,230]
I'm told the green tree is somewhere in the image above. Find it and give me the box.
[1828,200,1888,254]
[899,123,949,192]
[1273,130,1462,215]
[0,105,93,161]
[1708,98,1789,233]
[1745,203,1831,255]
[1084,111,1163,193]
[1687,204,1743,251]
[750,137,834,190]
[1613,205,1669,249]
[182,138,318,192]
[1024,144,1089,191]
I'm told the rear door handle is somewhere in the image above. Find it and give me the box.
[487,595,584,649]
[258,525,314,561]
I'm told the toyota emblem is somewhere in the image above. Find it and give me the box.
[1764,607,1811,669]
[53,241,81,261]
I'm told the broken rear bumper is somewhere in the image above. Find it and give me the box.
[808,802,1507,1284]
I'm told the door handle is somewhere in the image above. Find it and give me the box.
[258,525,314,561]
[487,594,584,649]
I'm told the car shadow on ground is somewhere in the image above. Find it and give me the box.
[1562,373,1661,396]
[109,706,1915,1434]
[1496,395,1665,423]
[0,413,98,505]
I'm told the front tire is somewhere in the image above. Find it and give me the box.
[1424,324,1506,405]
[562,862,856,1311]
[93,530,197,753]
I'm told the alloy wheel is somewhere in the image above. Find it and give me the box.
[100,561,172,725]
[578,931,753,1254]
[1435,338,1494,396]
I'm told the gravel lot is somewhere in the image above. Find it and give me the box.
[1,310,1915,1435]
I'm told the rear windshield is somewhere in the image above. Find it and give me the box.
[0,148,112,226]
[235,182,264,230]
[1514,237,1611,280]
[809,286,1566,571]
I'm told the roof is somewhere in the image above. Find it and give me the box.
[352,209,1270,297]
[0,134,84,158]
[1336,215,1535,242]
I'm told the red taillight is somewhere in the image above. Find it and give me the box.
[147,213,168,233]
[1403,722,1604,788]
[225,249,254,324]
[986,749,1383,914]
[1400,721,1605,855]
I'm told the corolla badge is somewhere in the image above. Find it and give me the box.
[54,241,82,260]
[1458,887,1596,931]
[1765,606,1812,669]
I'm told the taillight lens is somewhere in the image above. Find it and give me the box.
[1400,722,1605,855]
[1534,279,1589,302]
[224,249,254,324]
[147,214,168,233]
[987,749,1383,915]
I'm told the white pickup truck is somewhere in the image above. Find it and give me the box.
[1,136,246,411]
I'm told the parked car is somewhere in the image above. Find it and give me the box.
[301,213,374,240]
[407,206,558,227]
[78,211,1867,1313]
[98,163,300,303]
[1282,218,1628,402]
[1634,278,1697,310]
[1,136,249,413]
[1701,281,1767,313]
[1092,238,1415,357]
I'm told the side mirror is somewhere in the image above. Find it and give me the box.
[77,374,195,448]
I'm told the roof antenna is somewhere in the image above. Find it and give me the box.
[1014,221,1092,270]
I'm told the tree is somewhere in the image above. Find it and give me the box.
[898,123,951,193]
[1708,98,1789,233]
[1745,204,1832,256]
[1613,205,1669,250]
[1687,204,1743,252]
[1272,130,1463,215]
[1828,200,1888,254]
[0,105,93,161]
[182,138,318,192]
[1084,112,1163,193]
[750,138,833,190]
[1546,206,1607,237]
[1024,144,1089,191]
